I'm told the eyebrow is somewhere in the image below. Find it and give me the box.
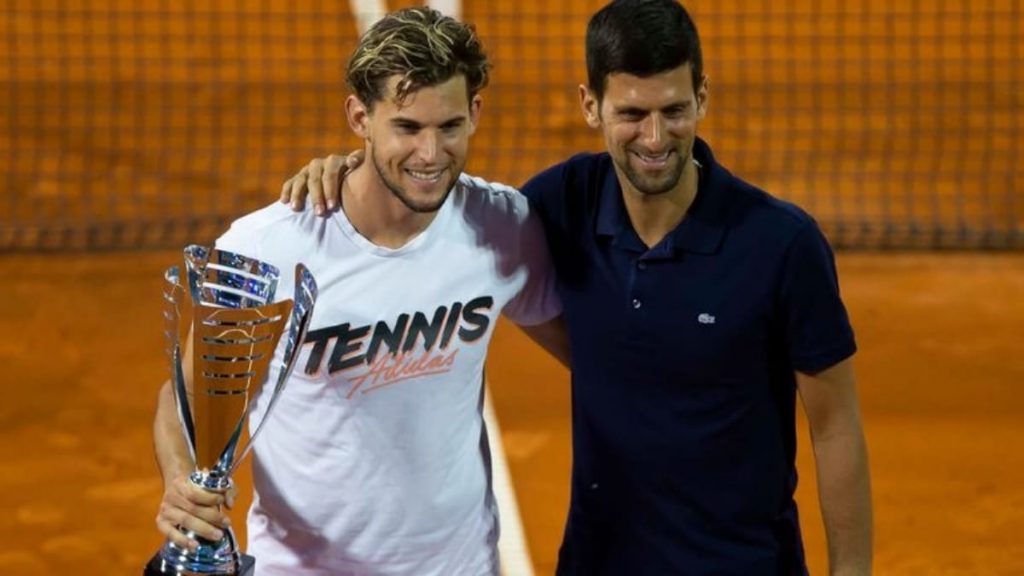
[390,115,467,128]
[613,101,691,115]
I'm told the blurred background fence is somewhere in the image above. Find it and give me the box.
[2,0,1021,250]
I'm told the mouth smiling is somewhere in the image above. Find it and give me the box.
[405,167,446,183]
[631,149,674,168]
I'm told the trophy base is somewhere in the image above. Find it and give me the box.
[143,551,255,576]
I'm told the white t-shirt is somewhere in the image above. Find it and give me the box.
[214,174,560,576]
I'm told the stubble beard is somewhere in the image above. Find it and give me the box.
[371,151,456,214]
[618,150,686,196]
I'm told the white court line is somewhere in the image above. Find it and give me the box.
[484,390,536,576]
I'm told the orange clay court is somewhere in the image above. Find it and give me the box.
[1,1,1023,575]
[2,252,1024,574]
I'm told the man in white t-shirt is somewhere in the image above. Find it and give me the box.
[152,7,566,575]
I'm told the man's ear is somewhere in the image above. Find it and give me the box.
[695,75,709,121]
[346,95,371,138]
[467,94,483,136]
[579,85,601,129]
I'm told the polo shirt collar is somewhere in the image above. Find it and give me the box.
[595,137,730,255]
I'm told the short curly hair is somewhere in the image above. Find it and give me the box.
[346,7,490,110]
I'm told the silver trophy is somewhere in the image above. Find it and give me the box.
[145,245,318,576]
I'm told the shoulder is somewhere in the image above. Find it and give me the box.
[519,153,613,233]
[222,201,297,233]
[216,201,322,255]
[693,138,822,249]
[521,152,611,203]
[447,173,552,258]
[745,181,815,229]
[723,170,822,248]
[453,172,533,224]
[723,178,840,282]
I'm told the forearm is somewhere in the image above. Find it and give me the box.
[154,380,194,486]
[813,425,873,575]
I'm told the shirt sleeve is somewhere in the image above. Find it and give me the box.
[778,223,857,374]
[500,192,563,327]
[213,220,260,260]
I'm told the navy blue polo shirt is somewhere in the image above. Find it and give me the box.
[521,138,856,575]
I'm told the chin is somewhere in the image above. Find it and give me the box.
[398,188,453,213]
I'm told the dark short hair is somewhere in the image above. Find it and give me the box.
[346,7,490,110]
[586,0,703,100]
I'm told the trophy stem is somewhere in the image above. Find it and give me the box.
[192,468,232,492]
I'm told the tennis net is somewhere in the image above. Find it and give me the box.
[2,0,1020,250]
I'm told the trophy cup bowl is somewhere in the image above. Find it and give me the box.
[144,245,318,576]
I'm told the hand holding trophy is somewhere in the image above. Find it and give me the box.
[145,245,317,576]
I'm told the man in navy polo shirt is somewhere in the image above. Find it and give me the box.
[521,3,871,573]
[281,1,872,573]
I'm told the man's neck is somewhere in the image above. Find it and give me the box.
[620,157,700,249]
[341,164,440,250]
